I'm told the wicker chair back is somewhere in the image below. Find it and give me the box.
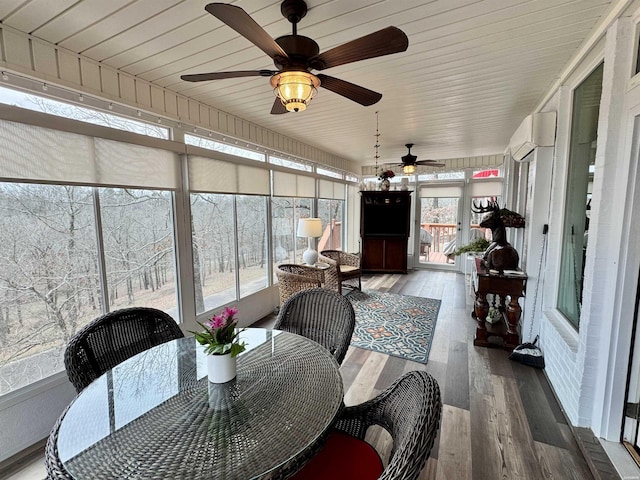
[64,307,184,393]
[274,288,355,365]
[334,370,442,479]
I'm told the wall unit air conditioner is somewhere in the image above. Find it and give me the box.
[509,112,556,162]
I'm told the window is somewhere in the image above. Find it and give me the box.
[420,196,459,265]
[190,193,237,314]
[191,193,270,312]
[472,168,501,178]
[269,156,312,172]
[0,86,169,139]
[185,134,265,162]
[318,199,344,251]
[271,197,312,269]
[0,183,179,395]
[99,188,177,312]
[418,171,465,181]
[317,167,342,179]
[558,63,603,329]
[0,183,98,394]
[236,195,269,297]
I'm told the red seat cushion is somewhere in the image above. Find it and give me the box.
[290,430,384,480]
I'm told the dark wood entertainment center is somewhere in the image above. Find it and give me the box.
[360,190,411,273]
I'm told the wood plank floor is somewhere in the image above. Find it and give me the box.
[6,269,620,480]
[332,270,612,480]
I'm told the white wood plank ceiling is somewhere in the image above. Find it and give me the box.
[0,0,614,168]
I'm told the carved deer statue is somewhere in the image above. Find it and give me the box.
[471,200,519,273]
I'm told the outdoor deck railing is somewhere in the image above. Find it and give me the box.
[421,223,485,253]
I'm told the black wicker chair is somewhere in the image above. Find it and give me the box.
[64,306,184,393]
[274,288,355,365]
[290,370,442,480]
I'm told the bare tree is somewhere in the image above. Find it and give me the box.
[0,184,97,367]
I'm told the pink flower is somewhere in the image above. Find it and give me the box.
[191,306,246,357]
[223,306,238,320]
[205,314,225,330]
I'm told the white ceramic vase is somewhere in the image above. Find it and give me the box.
[380,178,391,191]
[207,353,237,383]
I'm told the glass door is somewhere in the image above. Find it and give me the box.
[622,265,640,464]
[416,183,463,268]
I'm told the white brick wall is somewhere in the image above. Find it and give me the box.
[541,317,580,423]
[534,18,637,440]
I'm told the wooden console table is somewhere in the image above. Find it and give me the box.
[472,257,527,351]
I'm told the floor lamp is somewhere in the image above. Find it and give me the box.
[297,218,323,265]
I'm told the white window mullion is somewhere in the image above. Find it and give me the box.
[92,189,109,315]
[232,196,241,301]
[172,154,195,328]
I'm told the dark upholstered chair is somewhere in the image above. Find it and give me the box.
[290,370,442,480]
[64,306,184,393]
[319,250,361,294]
[274,288,355,365]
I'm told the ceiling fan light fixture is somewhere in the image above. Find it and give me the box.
[403,164,416,174]
[270,71,320,112]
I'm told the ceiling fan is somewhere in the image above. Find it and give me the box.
[398,143,445,174]
[181,0,409,114]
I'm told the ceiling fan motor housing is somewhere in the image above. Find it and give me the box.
[274,35,321,70]
[402,144,417,164]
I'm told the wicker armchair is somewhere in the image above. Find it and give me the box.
[274,288,355,365]
[64,307,184,393]
[320,250,362,294]
[275,263,326,305]
[290,370,442,480]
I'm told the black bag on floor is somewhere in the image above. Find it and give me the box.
[509,335,545,368]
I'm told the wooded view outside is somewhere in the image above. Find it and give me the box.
[0,185,178,394]
[192,193,236,314]
[1,186,290,394]
[271,197,312,270]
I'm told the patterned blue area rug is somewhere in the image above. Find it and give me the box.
[347,290,441,364]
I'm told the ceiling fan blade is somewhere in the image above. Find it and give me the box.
[311,26,408,70]
[181,70,275,82]
[417,160,446,167]
[270,98,288,115]
[205,3,288,60]
[317,74,381,106]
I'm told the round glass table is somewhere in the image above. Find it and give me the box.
[56,329,343,479]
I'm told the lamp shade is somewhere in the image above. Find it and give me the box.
[297,218,322,238]
[271,71,320,112]
[402,164,416,174]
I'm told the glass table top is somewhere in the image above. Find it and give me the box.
[57,329,343,479]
